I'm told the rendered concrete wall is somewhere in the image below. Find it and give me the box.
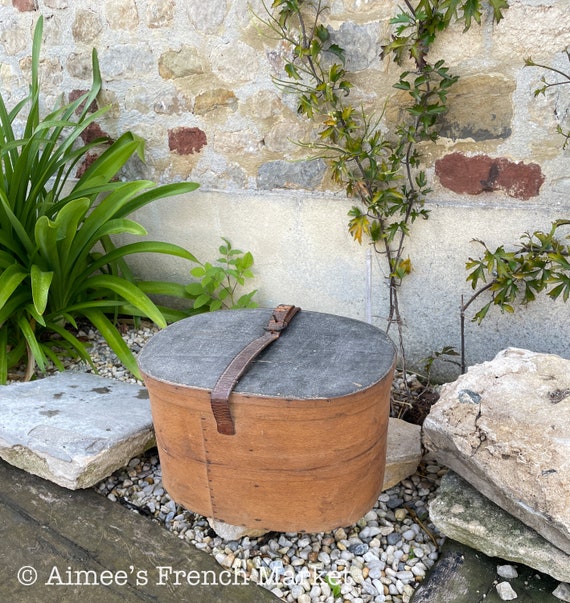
[1,0,569,378]
[126,189,570,380]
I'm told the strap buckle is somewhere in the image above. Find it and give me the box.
[264,304,301,333]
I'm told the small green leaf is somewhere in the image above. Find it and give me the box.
[191,266,206,278]
[193,293,212,309]
[186,282,205,296]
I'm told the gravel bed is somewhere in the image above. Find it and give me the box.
[95,452,446,603]
[24,321,447,603]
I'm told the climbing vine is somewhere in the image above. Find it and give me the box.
[460,49,570,372]
[259,0,508,410]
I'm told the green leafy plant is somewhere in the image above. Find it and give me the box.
[422,345,460,383]
[460,50,569,373]
[259,0,508,413]
[0,16,199,383]
[461,221,570,371]
[185,238,258,312]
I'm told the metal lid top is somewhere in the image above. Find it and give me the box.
[138,308,396,399]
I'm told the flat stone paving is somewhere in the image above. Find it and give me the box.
[0,459,277,603]
[0,373,155,489]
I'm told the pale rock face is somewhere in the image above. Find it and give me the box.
[423,348,570,555]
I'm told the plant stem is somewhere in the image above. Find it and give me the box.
[460,281,495,372]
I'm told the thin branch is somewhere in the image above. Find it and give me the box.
[461,280,496,314]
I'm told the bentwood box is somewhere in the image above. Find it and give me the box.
[138,306,396,533]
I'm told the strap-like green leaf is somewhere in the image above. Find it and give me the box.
[30,264,54,316]
[17,314,46,372]
[71,181,152,263]
[78,241,199,282]
[78,274,167,328]
[73,133,144,192]
[0,264,27,311]
[0,327,7,384]
[34,215,60,272]
[53,197,91,262]
[46,320,95,369]
[80,308,141,379]
[116,181,200,219]
[0,191,35,256]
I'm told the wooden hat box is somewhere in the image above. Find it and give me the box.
[138,307,396,533]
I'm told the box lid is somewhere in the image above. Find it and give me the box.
[138,308,396,399]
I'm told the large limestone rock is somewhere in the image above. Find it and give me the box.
[0,373,155,489]
[429,471,570,583]
[423,348,570,555]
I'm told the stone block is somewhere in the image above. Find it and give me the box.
[382,417,422,491]
[158,45,207,80]
[438,74,515,141]
[72,9,103,43]
[0,373,155,489]
[194,88,237,115]
[147,0,175,28]
[186,1,227,33]
[429,472,570,583]
[104,0,139,30]
[257,159,326,190]
[423,348,570,555]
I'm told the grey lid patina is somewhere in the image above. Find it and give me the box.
[138,308,396,399]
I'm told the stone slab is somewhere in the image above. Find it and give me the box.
[410,539,562,603]
[429,472,570,583]
[423,348,570,554]
[0,372,155,489]
[383,417,422,490]
[0,459,277,603]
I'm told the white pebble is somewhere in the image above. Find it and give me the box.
[412,564,426,577]
[496,581,518,600]
[552,583,570,602]
[497,564,519,579]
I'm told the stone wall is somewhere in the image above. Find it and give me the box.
[1,0,569,376]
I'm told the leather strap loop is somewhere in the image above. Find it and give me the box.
[210,305,300,435]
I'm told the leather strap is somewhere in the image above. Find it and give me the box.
[210,305,300,435]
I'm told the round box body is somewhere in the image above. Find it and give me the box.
[138,308,396,533]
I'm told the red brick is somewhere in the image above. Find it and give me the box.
[494,157,545,200]
[168,127,207,155]
[13,0,37,11]
[75,152,100,179]
[435,152,544,200]
[69,90,98,115]
[79,122,110,145]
